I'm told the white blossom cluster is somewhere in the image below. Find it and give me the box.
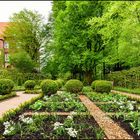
[53,112,78,138]
[19,115,33,124]
[3,121,15,135]
[43,96,49,101]
[53,122,64,130]
[65,127,78,137]
[114,100,137,111]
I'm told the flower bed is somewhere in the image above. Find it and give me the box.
[0,112,105,139]
[28,92,87,112]
[84,91,140,138]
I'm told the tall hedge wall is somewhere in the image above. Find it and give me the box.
[0,69,50,86]
[106,67,140,88]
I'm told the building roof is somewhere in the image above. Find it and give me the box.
[0,22,9,39]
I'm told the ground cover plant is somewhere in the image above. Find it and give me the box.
[29,91,87,112]
[0,113,105,139]
[84,92,129,102]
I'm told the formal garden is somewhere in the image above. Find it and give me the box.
[0,1,140,139]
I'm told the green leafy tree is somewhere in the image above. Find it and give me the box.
[4,9,45,66]
[9,51,35,72]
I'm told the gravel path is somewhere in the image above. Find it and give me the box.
[0,91,39,118]
[79,95,133,139]
[111,90,140,100]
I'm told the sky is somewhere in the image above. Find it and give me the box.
[0,1,52,23]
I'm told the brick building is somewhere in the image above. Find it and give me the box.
[0,22,10,68]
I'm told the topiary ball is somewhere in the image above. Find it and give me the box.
[24,80,36,90]
[41,79,58,96]
[65,79,83,93]
[0,79,14,95]
[92,80,112,93]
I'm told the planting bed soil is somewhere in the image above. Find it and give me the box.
[0,114,105,139]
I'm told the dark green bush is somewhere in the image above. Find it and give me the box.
[24,80,36,90]
[93,80,112,93]
[106,66,140,88]
[0,79,14,95]
[65,79,83,93]
[41,79,58,96]
[55,79,64,89]
[91,80,101,90]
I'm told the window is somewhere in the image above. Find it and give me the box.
[4,42,9,48]
[5,53,9,62]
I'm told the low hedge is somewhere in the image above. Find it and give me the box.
[41,79,58,96]
[65,79,83,93]
[0,79,14,95]
[24,80,36,90]
[0,92,16,101]
[91,80,112,93]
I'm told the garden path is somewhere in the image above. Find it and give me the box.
[0,91,39,118]
[79,95,133,139]
[111,90,140,100]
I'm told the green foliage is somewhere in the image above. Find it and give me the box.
[0,69,48,86]
[55,79,64,89]
[41,79,58,96]
[24,80,36,90]
[9,51,35,73]
[0,79,14,95]
[91,80,101,90]
[65,79,83,93]
[107,66,140,88]
[0,92,16,101]
[94,80,112,93]
[4,9,45,64]
[114,87,140,95]
[82,86,93,93]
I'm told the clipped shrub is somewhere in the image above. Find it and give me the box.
[24,80,36,90]
[91,80,101,90]
[92,80,112,93]
[55,79,64,89]
[0,79,14,95]
[65,79,83,93]
[41,79,58,96]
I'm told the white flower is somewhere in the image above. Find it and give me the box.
[67,115,73,120]
[137,106,140,110]
[65,98,69,101]
[66,127,78,137]
[117,101,123,105]
[43,96,49,101]
[53,122,63,130]
[19,114,33,124]
[3,121,16,135]
[127,103,134,111]
[120,106,124,109]
[70,111,77,116]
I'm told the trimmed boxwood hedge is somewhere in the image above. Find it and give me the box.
[91,80,112,93]
[41,79,58,96]
[0,79,14,95]
[65,79,83,93]
[24,80,36,90]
